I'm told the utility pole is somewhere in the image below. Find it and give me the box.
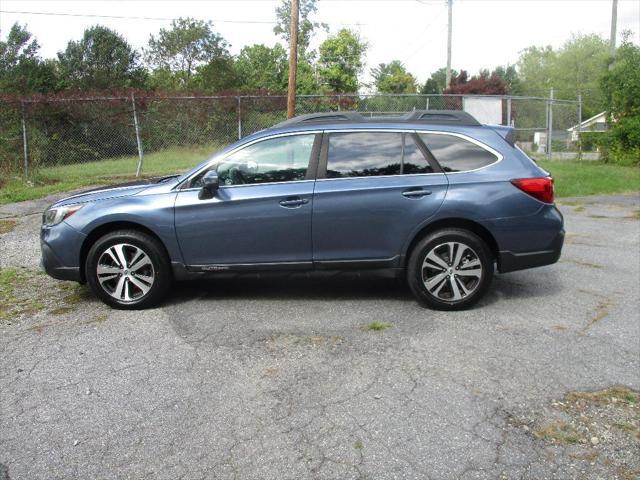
[287,0,299,119]
[609,0,618,62]
[445,0,453,89]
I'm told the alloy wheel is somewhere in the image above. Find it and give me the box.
[421,241,482,301]
[96,243,155,302]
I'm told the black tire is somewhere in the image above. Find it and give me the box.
[407,228,493,310]
[85,230,172,310]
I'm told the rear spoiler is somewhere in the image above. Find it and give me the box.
[488,125,516,147]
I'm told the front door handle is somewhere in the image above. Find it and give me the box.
[402,188,432,198]
[279,197,309,208]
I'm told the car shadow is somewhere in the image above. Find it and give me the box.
[165,272,412,305]
[162,267,563,307]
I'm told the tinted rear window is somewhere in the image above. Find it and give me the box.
[419,133,498,172]
[327,132,402,178]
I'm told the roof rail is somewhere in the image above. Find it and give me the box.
[401,110,481,126]
[272,109,481,129]
[274,111,365,128]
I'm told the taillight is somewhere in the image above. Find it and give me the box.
[511,177,554,204]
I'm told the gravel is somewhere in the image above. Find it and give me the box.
[0,192,638,480]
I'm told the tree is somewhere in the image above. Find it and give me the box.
[598,34,640,165]
[57,25,146,90]
[274,0,326,59]
[0,23,57,94]
[517,33,609,117]
[145,18,230,87]
[192,56,239,93]
[420,67,457,94]
[445,70,508,95]
[487,65,521,94]
[371,60,417,93]
[317,29,367,93]
[235,44,289,92]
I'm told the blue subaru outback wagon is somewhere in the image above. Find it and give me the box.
[41,110,564,310]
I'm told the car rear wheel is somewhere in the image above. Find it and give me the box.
[407,228,493,310]
[85,230,171,309]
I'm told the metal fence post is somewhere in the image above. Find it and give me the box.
[577,92,582,159]
[546,88,554,160]
[131,93,144,177]
[506,97,512,127]
[237,96,242,140]
[20,101,29,177]
[337,94,341,111]
[425,97,430,110]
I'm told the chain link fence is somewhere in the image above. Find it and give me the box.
[0,93,584,182]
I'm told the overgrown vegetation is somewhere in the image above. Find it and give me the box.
[0,268,45,321]
[538,160,640,197]
[0,267,92,322]
[518,386,640,477]
[596,35,640,166]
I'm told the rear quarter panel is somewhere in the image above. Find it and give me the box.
[418,127,562,255]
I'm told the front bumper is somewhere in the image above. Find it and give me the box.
[40,221,86,282]
[41,243,82,281]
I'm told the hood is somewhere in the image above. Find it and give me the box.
[51,175,179,207]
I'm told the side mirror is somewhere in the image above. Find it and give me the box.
[199,170,219,200]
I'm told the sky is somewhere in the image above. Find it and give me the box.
[1,0,639,89]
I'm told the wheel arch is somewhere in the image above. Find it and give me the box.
[79,221,171,282]
[403,218,500,268]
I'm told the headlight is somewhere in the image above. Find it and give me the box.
[42,204,83,226]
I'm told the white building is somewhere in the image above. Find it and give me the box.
[567,111,609,142]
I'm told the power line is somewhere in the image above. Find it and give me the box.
[0,9,276,23]
[0,9,367,26]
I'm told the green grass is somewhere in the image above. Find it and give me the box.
[538,160,640,197]
[363,321,393,332]
[1,149,638,204]
[0,144,218,204]
[0,268,47,321]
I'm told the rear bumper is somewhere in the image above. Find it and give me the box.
[498,229,565,273]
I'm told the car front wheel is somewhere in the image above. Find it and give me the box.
[407,228,493,310]
[85,230,171,309]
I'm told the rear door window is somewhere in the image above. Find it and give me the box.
[326,132,402,178]
[325,132,435,178]
[418,133,498,172]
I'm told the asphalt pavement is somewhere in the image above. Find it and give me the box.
[0,192,638,479]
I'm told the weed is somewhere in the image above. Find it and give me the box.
[363,321,393,331]
[565,386,639,406]
[353,440,364,450]
[533,421,581,444]
[82,313,108,325]
[50,306,74,316]
[0,219,17,234]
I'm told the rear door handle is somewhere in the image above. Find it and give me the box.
[402,188,432,198]
[279,197,309,208]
